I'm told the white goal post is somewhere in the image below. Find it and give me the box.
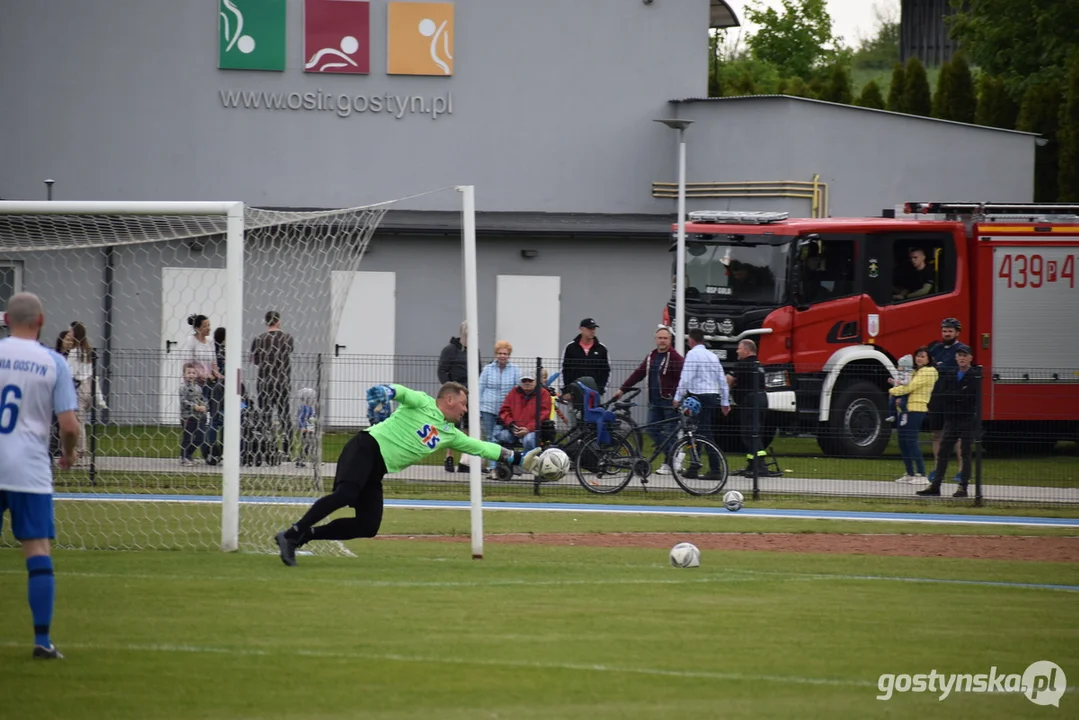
[0,201,248,550]
[0,189,484,556]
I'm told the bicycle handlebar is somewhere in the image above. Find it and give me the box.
[603,387,641,408]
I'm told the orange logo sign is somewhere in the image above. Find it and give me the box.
[387,2,454,76]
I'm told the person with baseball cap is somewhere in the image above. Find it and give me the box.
[917,343,979,498]
[560,318,611,416]
[491,373,552,478]
[927,317,965,484]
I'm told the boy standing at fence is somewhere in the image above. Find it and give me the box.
[179,362,209,465]
[295,387,318,467]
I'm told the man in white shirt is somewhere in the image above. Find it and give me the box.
[672,329,730,479]
[0,293,80,660]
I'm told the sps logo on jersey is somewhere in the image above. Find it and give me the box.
[416,424,441,449]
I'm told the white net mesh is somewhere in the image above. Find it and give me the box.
[0,203,391,553]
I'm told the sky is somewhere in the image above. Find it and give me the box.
[723,0,900,49]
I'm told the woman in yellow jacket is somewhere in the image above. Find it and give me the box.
[888,347,937,484]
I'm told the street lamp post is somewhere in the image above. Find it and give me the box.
[653,119,693,355]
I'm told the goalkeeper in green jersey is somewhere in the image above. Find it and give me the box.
[275,382,541,566]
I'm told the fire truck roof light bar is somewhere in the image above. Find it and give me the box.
[688,210,790,224]
[904,202,1079,219]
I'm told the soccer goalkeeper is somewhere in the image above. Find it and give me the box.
[274,381,541,566]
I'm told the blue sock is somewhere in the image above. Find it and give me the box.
[26,555,55,648]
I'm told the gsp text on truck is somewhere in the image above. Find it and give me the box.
[663,203,1079,457]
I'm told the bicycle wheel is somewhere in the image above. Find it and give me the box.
[670,436,728,496]
[575,435,636,494]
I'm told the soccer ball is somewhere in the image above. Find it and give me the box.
[723,490,745,512]
[535,447,571,481]
[669,542,701,568]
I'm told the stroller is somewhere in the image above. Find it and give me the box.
[240,389,280,467]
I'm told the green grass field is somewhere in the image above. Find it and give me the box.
[2,509,1076,719]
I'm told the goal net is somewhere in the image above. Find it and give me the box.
[0,198,412,555]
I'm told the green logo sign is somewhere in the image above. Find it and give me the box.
[219,0,286,71]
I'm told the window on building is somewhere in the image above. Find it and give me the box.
[889,235,953,303]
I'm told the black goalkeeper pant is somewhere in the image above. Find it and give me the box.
[290,432,386,543]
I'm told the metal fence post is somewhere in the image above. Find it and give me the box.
[973,364,984,507]
[751,359,762,501]
[88,348,98,487]
[314,352,323,492]
[534,356,543,496]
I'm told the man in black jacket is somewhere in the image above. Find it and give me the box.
[725,339,780,477]
[561,318,611,393]
[917,344,979,498]
[437,322,470,472]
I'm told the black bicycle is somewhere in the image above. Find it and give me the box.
[574,407,729,496]
[549,387,644,459]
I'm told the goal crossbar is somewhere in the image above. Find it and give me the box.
[0,201,244,216]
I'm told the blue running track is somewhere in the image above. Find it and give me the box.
[55,493,1079,528]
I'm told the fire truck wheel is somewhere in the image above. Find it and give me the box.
[818,379,891,458]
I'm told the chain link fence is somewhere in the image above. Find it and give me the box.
[59,351,1079,511]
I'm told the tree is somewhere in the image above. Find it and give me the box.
[850,4,900,72]
[1017,83,1063,202]
[932,60,955,119]
[975,75,1019,129]
[784,76,814,99]
[744,0,839,79]
[887,62,906,112]
[948,54,977,124]
[709,58,783,97]
[1059,56,1079,202]
[948,0,1079,100]
[902,57,932,117]
[857,80,886,110]
[818,62,853,104]
[732,70,760,96]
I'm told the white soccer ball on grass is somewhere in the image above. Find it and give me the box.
[723,490,745,512]
[669,542,701,568]
[535,447,571,481]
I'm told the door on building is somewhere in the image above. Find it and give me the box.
[496,275,561,378]
[160,267,227,423]
[328,271,396,427]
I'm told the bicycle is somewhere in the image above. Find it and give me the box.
[488,386,642,487]
[574,404,729,496]
[549,386,644,459]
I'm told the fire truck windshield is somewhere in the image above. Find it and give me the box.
[674,239,792,305]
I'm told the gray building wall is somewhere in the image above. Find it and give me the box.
[669,96,1036,217]
[6,232,671,421]
[0,0,708,213]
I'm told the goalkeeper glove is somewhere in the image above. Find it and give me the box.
[509,447,543,473]
[366,384,395,407]
[366,385,395,425]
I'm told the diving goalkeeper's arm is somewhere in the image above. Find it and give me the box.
[365,384,541,472]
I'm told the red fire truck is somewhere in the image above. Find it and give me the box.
[664,203,1079,457]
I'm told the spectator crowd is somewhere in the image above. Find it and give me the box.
[45,306,982,497]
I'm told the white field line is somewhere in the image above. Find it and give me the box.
[0,638,873,687]
[1,567,1075,592]
[4,639,1076,695]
